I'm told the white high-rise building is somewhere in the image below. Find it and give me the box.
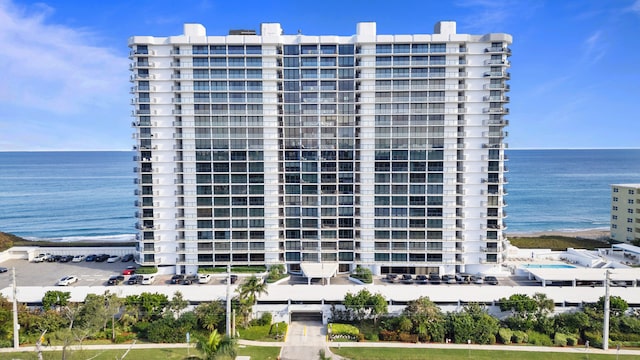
[611,184,640,243]
[128,21,511,277]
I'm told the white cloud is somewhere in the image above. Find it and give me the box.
[0,0,129,115]
[630,0,640,14]
[582,30,606,65]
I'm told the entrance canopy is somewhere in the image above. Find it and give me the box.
[613,243,640,255]
[300,262,339,284]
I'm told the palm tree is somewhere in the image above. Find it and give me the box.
[195,329,237,360]
[235,275,268,326]
[237,275,268,304]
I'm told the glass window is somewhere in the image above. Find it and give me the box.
[376,44,392,54]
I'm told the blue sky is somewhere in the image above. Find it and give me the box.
[0,0,638,150]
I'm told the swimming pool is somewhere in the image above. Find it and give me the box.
[521,264,576,269]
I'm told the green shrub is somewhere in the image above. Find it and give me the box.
[364,332,379,341]
[398,332,418,343]
[611,331,640,342]
[566,335,578,346]
[379,330,398,342]
[583,330,603,348]
[266,264,287,283]
[132,321,151,339]
[554,333,567,347]
[256,312,272,326]
[488,334,497,345]
[114,333,136,344]
[512,330,527,344]
[329,323,360,341]
[351,266,373,284]
[498,328,513,344]
[526,330,553,346]
[135,266,157,274]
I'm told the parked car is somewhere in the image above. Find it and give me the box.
[385,274,398,283]
[182,274,199,285]
[72,255,86,262]
[223,274,238,284]
[107,255,121,263]
[95,254,110,262]
[455,273,472,284]
[59,255,74,263]
[122,266,137,275]
[442,274,457,284]
[170,274,185,284]
[415,274,428,284]
[57,276,79,286]
[47,255,62,262]
[141,274,156,285]
[128,275,143,285]
[33,253,52,263]
[107,275,125,285]
[484,276,499,285]
[198,274,212,284]
[471,275,484,285]
[0,267,8,273]
[121,254,134,262]
[85,254,97,262]
[429,273,441,284]
[401,274,413,284]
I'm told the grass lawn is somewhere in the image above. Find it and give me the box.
[331,347,636,360]
[508,235,609,251]
[0,345,280,360]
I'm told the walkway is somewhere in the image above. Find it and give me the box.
[277,320,336,360]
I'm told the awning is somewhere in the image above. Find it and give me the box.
[300,262,339,278]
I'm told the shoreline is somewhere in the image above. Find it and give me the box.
[506,228,610,240]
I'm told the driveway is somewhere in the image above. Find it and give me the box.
[279,320,334,360]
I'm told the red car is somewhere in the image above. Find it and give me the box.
[122,266,137,275]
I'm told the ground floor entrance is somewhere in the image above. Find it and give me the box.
[290,311,323,322]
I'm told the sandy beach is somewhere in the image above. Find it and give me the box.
[506,229,610,240]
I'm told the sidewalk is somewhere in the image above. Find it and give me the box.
[2,338,638,358]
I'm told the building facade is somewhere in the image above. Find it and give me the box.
[611,184,640,243]
[128,21,511,276]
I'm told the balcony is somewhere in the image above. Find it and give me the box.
[484,47,512,55]
[483,107,509,114]
[483,95,510,102]
[485,119,509,126]
[484,59,509,66]
[484,71,510,79]
[484,83,510,91]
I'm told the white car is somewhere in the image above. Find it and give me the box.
[57,276,79,286]
[71,255,86,262]
[198,274,211,284]
[107,255,121,263]
[33,253,52,263]
[141,274,155,285]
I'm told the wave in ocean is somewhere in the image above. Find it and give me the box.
[22,234,137,243]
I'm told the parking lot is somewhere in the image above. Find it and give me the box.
[0,255,533,289]
[0,257,239,288]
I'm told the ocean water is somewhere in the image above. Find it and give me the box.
[0,151,136,241]
[0,149,639,241]
[506,149,640,233]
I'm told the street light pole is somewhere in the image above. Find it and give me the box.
[226,263,231,337]
[603,269,611,350]
[12,267,19,349]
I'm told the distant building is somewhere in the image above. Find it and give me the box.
[611,184,640,243]
[128,21,512,276]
